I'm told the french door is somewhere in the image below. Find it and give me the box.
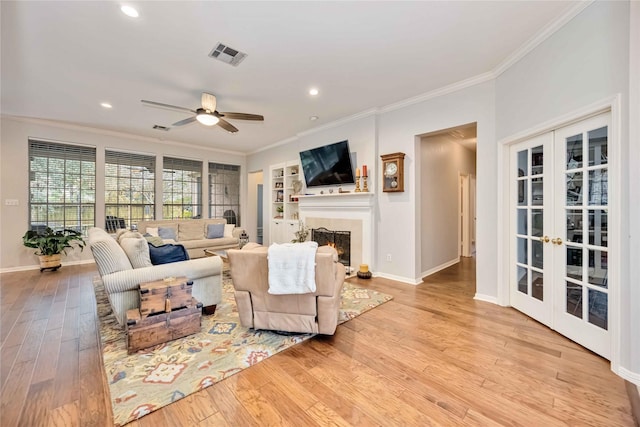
[510,112,611,359]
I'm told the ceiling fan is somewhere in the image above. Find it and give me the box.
[141,92,264,134]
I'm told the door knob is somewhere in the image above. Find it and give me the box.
[551,237,563,245]
[539,236,550,243]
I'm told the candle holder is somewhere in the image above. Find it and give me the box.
[357,263,372,279]
[354,176,362,192]
[362,175,369,192]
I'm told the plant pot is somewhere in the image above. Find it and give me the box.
[39,254,62,271]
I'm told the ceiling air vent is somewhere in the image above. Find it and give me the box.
[153,125,170,131]
[209,42,247,67]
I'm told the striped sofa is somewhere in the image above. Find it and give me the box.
[88,227,223,325]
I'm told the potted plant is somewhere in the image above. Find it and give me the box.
[292,221,309,243]
[22,227,86,271]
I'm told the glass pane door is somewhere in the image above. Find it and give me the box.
[554,113,610,359]
[510,133,553,326]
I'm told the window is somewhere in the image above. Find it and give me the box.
[105,150,155,231]
[29,140,96,234]
[209,163,240,225]
[162,157,202,219]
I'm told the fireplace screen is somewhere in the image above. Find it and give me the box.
[311,227,351,267]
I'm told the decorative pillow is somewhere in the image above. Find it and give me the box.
[144,235,165,247]
[119,235,152,268]
[179,221,204,241]
[89,239,133,276]
[114,229,129,241]
[224,224,234,238]
[206,223,225,239]
[116,230,144,243]
[148,243,190,265]
[158,226,177,240]
[146,227,159,237]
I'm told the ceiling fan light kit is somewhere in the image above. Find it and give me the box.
[196,110,219,126]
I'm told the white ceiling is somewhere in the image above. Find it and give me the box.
[1,1,578,154]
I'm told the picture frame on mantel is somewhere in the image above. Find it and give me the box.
[380,152,405,192]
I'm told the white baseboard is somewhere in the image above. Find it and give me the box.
[0,259,95,274]
[373,272,422,286]
[474,293,499,305]
[420,257,459,279]
[618,367,640,387]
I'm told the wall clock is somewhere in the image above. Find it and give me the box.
[380,152,405,192]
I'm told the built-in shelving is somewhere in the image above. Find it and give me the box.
[269,160,305,244]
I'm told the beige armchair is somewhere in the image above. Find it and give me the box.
[227,243,346,335]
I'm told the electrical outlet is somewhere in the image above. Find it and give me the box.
[4,199,19,206]
[386,254,392,262]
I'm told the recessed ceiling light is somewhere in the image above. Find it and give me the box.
[309,116,319,121]
[100,102,113,109]
[121,5,139,18]
[309,88,319,96]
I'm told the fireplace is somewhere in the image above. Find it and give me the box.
[298,192,374,274]
[311,227,351,268]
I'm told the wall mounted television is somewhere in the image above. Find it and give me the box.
[299,140,356,188]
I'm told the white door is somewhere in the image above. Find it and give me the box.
[552,113,610,358]
[510,112,611,359]
[510,132,554,326]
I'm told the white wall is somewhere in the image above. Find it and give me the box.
[496,1,637,381]
[495,1,630,141]
[0,117,246,270]
[420,135,476,275]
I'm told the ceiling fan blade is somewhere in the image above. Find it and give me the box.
[217,118,239,133]
[219,112,264,121]
[172,116,197,127]
[141,100,196,114]
[201,92,217,112]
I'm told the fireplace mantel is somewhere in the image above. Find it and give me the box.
[297,192,374,209]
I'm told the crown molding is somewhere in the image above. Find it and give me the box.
[378,72,495,114]
[493,1,594,77]
[1,115,246,157]
[249,108,378,155]
[249,135,299,155]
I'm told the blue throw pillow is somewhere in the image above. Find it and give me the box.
[206,223,225,239]
[148,243,189,265]
[158,226,177,240]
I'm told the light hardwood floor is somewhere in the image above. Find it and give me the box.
[0,258,635,426]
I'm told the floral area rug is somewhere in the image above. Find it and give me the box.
[94,271,393,426]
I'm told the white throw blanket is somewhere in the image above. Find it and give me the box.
[267,241,318,294]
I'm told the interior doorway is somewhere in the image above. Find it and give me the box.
[419,122,477,278]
